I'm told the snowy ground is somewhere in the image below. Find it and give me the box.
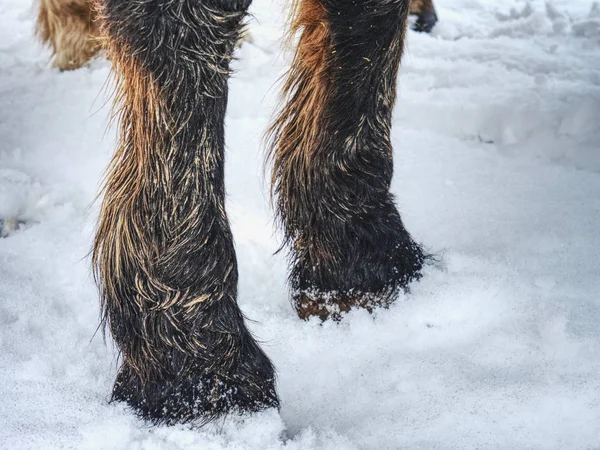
[1,0,599,448]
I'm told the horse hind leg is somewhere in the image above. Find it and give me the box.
[268,0,426,321]
[36,0,101,70]
[410,0,438,33]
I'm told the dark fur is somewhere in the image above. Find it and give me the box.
[267,0,426,321]
[30,0,436,425]
[410,0,438,32]
[35,0,436,73]
[92,0,278,424]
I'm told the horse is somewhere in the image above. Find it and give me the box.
[33,0,437,425]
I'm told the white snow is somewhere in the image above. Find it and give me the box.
[1,0,599,448]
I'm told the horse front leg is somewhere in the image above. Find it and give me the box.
[93,0,279,424]
[269,0,426,321]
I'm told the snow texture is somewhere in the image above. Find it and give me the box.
[1,0,599,448]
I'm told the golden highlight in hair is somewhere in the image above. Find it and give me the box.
[36,0,101,70]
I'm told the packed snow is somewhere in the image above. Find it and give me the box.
[1,0,599,448]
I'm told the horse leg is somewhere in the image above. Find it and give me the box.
[36,0,101,70]
[410,0,438,33]
[92,0,279,424]
[269,0,425,321]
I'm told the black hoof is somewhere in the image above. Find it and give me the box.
[413,12,438,33]
[293,247,424,321]
[291,206,426,321]
[112,342,279,424]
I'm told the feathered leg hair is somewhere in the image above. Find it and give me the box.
[268,0,426,321]
[92,0,279,424]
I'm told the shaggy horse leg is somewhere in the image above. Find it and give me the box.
[36,0,101,70]
[269,0,425,321]
[92,0,278,424]
[410,0,438,33]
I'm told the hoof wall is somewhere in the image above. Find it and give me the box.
[112,359,279,425]
[294,288,399,322]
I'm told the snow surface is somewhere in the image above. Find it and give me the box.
[1,0,600,448]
